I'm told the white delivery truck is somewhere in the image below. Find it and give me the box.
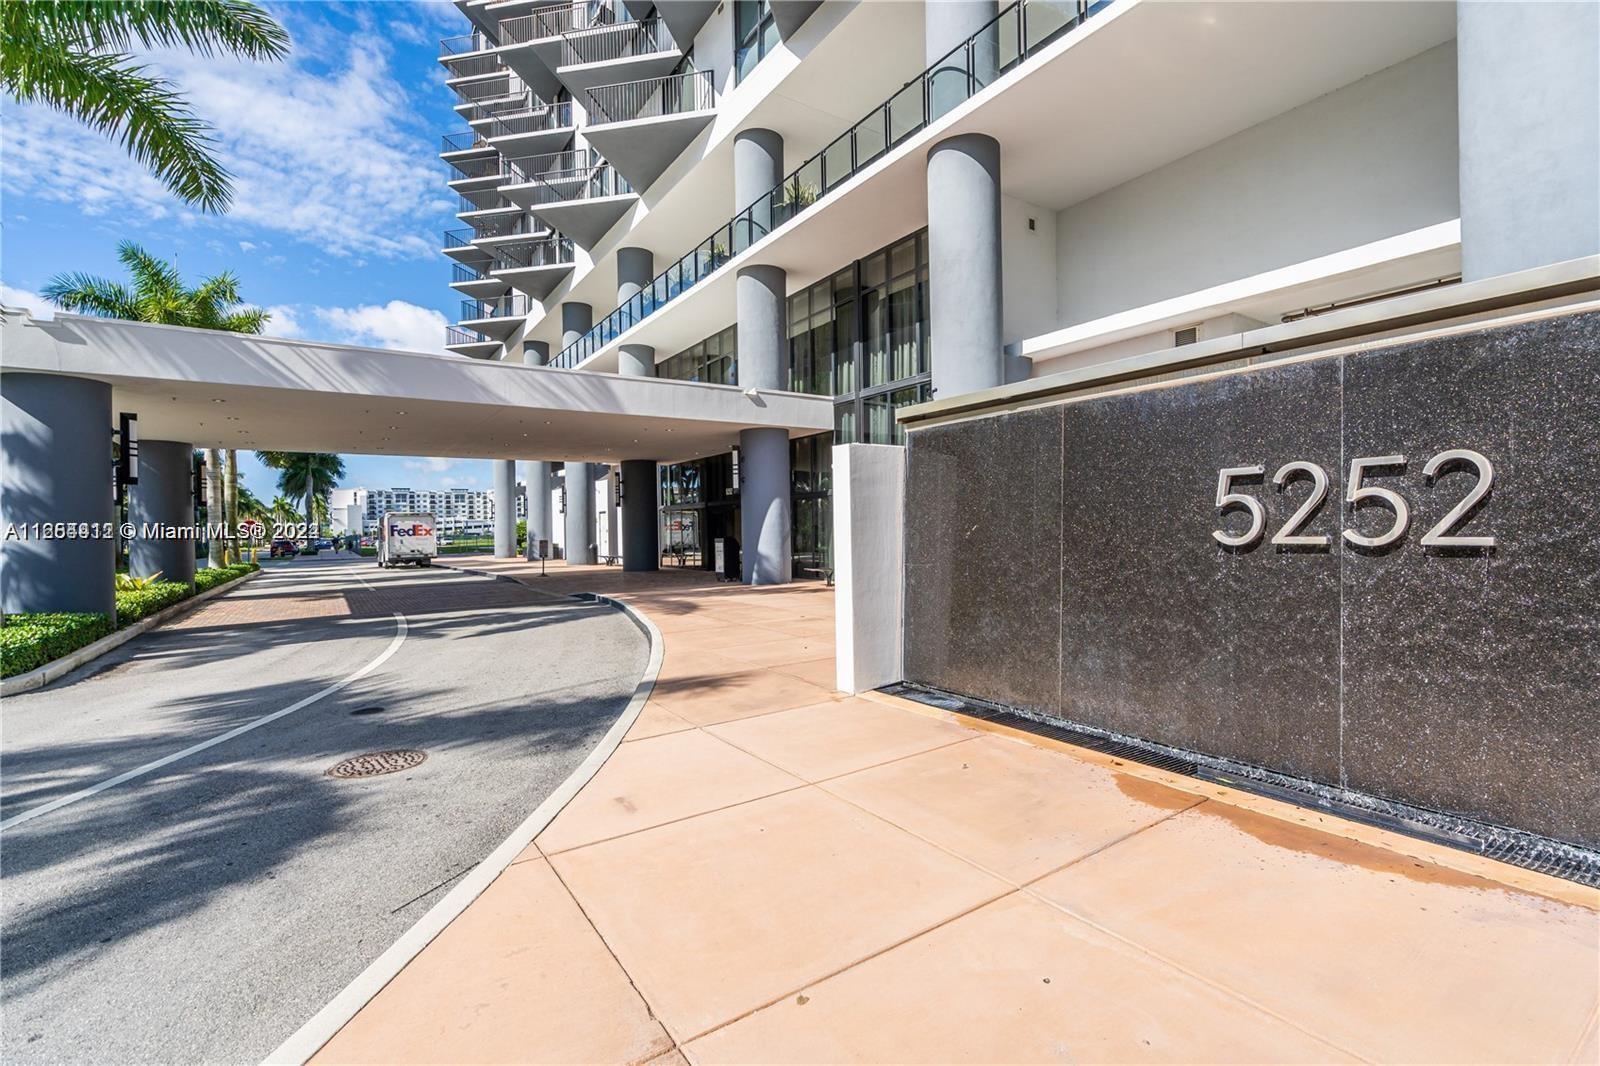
[377,512,437,568]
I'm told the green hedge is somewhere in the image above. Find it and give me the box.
[115,581,192,627]
[1,613,114,678]
[1,564,259,679]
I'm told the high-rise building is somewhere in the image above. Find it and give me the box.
[330,485,527,533]
[438,0,1598,581]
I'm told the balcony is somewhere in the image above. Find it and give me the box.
[450,261,511,301]
[488,234,576,299]
[479,99,575,157]
[444,150,506,195]
[552,18,682,96]
[452,74,528,116]
[440,32,505,81]
[502,149,636,248]
[459,293,534,341]
[445,324,500,357]
[442,227,492,266]
[555,0,1104,368]
[583,69,716,191]
[492,3,612,100]
[441,129,493,155]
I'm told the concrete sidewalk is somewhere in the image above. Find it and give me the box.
[314,560,1599,1065]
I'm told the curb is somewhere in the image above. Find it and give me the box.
[1,571,261,697]
[263,565,663,1066]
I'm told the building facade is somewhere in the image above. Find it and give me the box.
[329,485,527,534]
[436,0,1597,583]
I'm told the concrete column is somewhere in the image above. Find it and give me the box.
[562,462,596,565]
[734,127,784,247]
[0,373,115,616]
[560,302,593,350]
[493,459,517,557]
[522,340,553,560]
[736,265,787,390]
[617,246,656,377]
[926,0,1000,118]
[128,440,197,588]
[1457,1,1600,280]
[739,427,791,585]
[926,133,1003,399]
[620,459,658,572]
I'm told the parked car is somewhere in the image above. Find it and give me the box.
[269,538,296,558]
[314,537,332,550]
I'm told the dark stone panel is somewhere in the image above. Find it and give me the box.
[1056,359,1343,782]
[903,406,1063,714]
[1340,311,1600,846]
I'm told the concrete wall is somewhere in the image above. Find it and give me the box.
[1457,1,1600,280]
[1055,43,1460,326]
[833,444,905,694]
[1001,194,1058,348]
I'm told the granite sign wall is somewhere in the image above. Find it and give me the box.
[903,308,1600,848]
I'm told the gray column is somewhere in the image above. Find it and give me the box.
[739,427,791,585]
[522,340,553,560]
[617,246,656,377]
[493,459,517,558]
[736,265,787,390]
[620,459,658,572]
[0,373,115,616]
[128,440,197,588]
[558,304,597,565]
[926,133,1003,400]
[734,127,784,248]
[1457,1,1600,280]
[927,0,1000,119]
[562,462,596,565]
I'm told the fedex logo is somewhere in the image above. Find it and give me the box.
[389,523,433,537]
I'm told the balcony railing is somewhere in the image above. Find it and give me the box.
[471,212,542,240]
[461,293,533,320]
[560,18,673,67]
[499,2,611,44]
[462,88,539,123]
[442,51,505,80]
[555,0,1104,368]
[453,75,524,106]
[452,262,490,284]
[586,69,713,124]
[442,130,490,153]
[446,153,501,181]
[506,148,633,203]
[443,228,475,249]
[441,31,496,57]
[459,193,517,214]
[446,325,491,346]
[485,100,574,139]
[491,234,575,270]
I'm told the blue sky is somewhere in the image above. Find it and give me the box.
[0,1,503,501]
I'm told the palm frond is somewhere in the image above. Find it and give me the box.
[41,272,141,318]
[116,240,187,305]
[15,1,293,62]
[2,43,232,212]
[217,307,268,335]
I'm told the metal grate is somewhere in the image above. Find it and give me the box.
[882,682,1600,888]
[326,750,427,778]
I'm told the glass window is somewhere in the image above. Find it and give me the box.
[735,0,777,85]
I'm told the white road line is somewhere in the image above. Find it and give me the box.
[0,611,409,833]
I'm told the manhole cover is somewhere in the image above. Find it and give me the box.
[326,750,427,778]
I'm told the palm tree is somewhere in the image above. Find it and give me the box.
[255,452,346,540]
[46,241,267,565]
[2,1,289,212]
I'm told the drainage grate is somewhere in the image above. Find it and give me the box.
[350,706,385,717]
[883,682,1600,888]
[326,749,427,778]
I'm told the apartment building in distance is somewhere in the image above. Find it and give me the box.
[328,485,528,535]
[437,0,1597,585]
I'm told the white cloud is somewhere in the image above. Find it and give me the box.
[239,241,257,253]
[404,457,458,474]
[0,14,444,260]
[0,284,53,319]
[316,300,448,353]
[262,304,304,339]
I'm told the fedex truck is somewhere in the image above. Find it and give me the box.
[377,512,437,568]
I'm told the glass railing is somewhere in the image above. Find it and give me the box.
[490,234,575,270]
[443,228,474,249]
[560,17,673,67]
[585,69,713,124]
[446,325,491,346]
[554,0,1103,368]
[441,130,490,153]
[441,31,496,57]
[445,153,501,181]
[452,262,490,284]
[461,293,533,320]
[504,148,634,203]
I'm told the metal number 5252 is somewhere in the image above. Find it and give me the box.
[1212,450,1496,550]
